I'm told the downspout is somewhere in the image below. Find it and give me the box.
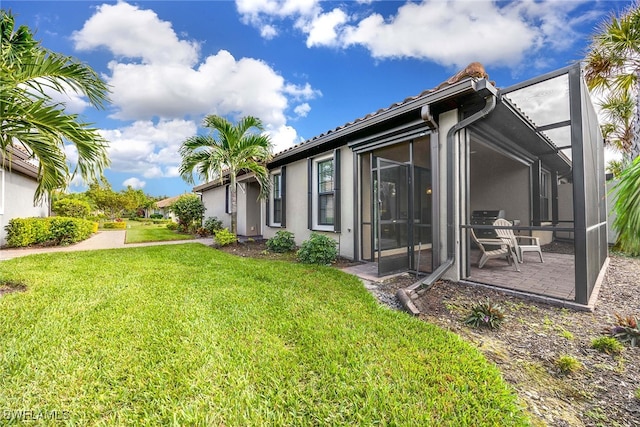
[396,93,497,315]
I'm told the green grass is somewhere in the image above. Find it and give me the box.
[124,221,194,243]
[0,245,528,425]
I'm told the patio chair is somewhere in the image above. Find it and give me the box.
[493,218,544,264]
[470,227,520,271]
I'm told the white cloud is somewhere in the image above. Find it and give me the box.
[304,8,348,48]
[123,177,146,189]
[72,2,199,65]
[293,103,311,118]
[265,124,304,154]
[72,1,318,152]
[100,119,197,178]
[237,0,588,69]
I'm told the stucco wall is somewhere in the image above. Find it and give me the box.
[263,146,355,259]
[201,185,231,230]
[0,169,49,246]
[469,142,530,225]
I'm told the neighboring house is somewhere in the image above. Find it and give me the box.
[154,194,187,221]
[0,147,49,246]
[196,63,608,308]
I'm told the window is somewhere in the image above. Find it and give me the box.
[317,159,334,225]
[307,150,340,232]
[273,173,282,224]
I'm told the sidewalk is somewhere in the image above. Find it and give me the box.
[0,231,214,261]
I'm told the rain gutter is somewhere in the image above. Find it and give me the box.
[396,85,498,315]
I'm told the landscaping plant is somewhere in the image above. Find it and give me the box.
[610,313,639,347]
[591,336,625,354]
[464,300,506,329]
[555,355,582,374]
[266,230,296,253]
[214,228,237,246]
[170,194,205,233]
[203,216,223,235]
[296,232,338,264]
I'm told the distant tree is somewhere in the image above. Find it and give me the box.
[170,194,205,233]
[0,10,110,201]
[178,115,272,235]
[85,180,122,220]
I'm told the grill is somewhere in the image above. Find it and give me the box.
[471,210,506,240]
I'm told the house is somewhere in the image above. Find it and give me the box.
[154,195,184,221]
[196,63,608,309]
[0,147,50,246]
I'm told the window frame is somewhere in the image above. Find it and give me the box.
[272,172,282,226]
[308,151,340,232]
[317,159,334,226]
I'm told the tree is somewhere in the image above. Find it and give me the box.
[584,2,640,159]
[0,10,110,202]
[585,2,640,256]
[179,115,272,235]
[85,180,122,220]
[170,194,205,233]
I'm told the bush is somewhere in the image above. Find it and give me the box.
[5,217,95,247]
[52,198,91,218]
[464,300,505,329]
[266,230,296,253]
[203,217,223,234]
[171,195,205,233]
[591,336,624,354]
[296,232,338,265]
[102,221,127,229]
[166,222,178,231]
[150,213,164,219]
[214,228,237,247]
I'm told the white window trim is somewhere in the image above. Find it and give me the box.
[269,169,282,227]
[312,154,334,232]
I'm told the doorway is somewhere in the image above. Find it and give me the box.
[360,138,433,276]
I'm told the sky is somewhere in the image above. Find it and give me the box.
[4,0,630,197]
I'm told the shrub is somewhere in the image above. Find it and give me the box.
[266,230,296,253]
[591,336,624,354]
[609,314,639,347]
[5,217,95,247]
[52,198,91,218]
[214,228,237,247]
[171,195,205,233]
[102,221,127,229]
[166,222,178,231]
[464,300,506,329]
[149,213,164,219]
[555,355,582,374]
[203,216,223,234]
[635,388,640,400]
[296,232,338,265]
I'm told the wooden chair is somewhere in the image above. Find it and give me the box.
[470,227,520,271]
[493,218,544,263]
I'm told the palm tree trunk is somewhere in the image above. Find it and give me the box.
[230,175,238,235]
[631,71,640,160]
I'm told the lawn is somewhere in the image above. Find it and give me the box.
[0,244,528,425]
[124,220,194,243]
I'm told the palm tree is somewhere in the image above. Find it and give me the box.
[584,1,640,159]
[1,10,110,202]
[179,115,272,235]
[585,2,640,256]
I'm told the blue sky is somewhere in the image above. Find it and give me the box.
[5,0,629,197]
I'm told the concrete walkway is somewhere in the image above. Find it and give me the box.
[0,231,214,261]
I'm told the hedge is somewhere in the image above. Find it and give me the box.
[5,217,97,248]
[102,221,127,229]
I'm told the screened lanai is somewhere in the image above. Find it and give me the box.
[459,63,608,307]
